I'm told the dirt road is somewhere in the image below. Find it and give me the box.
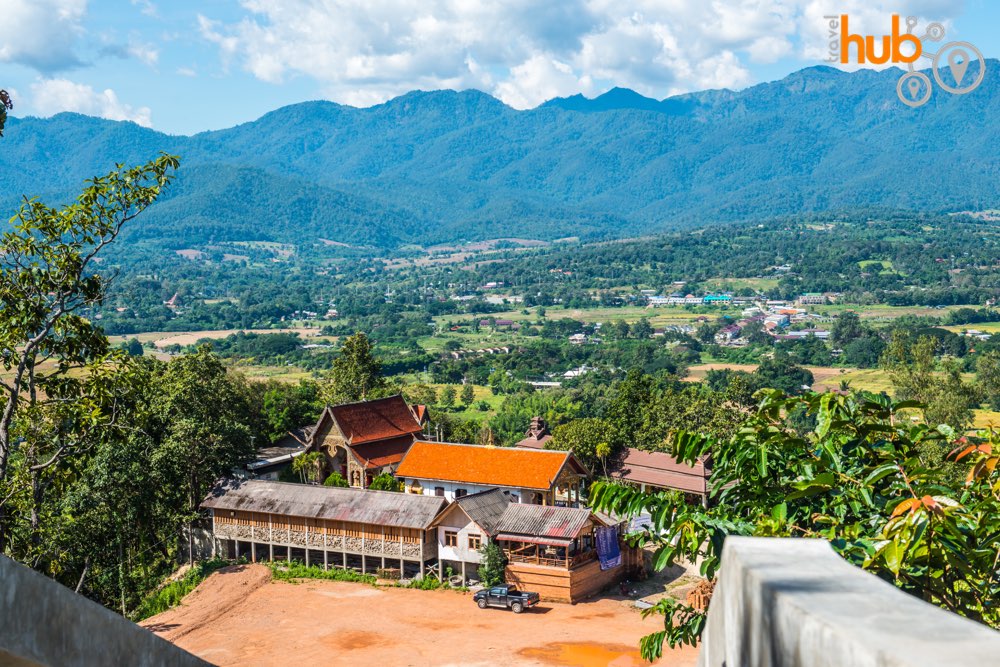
[143,565,698,667]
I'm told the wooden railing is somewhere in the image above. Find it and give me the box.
[505,547,599,569]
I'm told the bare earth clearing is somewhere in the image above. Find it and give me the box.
[143,565,698,667]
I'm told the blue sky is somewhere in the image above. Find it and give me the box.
[2,1,998,135]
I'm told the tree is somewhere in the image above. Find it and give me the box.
[977,351,1000,410]
[439,385,456,409]
[591,391,1000,660]
[291,451,324,484]
[0,154,179,552]
[460,384,474,407]
[830,311,864,346]
[632,318,653,340]
[323,471,349,487]
[125,338,144,357]
[0,89,11,137]
[549,418,614,474]
[368,472,403,492]
[478,540,508,587]
[882,332,976,433]
[321,332,388,404]
[753,351,813,395]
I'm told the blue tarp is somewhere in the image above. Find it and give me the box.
[596,526,621,570]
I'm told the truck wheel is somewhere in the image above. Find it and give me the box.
[511,602,524,614]
[477,599,488,609]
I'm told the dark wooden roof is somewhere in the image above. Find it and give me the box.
[315,395,423,446]
[201,479,446,529]
[613,448,710,495]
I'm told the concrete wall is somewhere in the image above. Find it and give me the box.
[0,555,211,667]
[698,537,1000,667]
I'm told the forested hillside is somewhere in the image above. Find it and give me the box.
[2,63,999,249]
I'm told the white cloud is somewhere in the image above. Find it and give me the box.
[0,0,87,72]
[30,79,153,127]
[176,67,197,77]
[126,37,159,67]
[196,0,969,107]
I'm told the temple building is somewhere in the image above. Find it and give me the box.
[395,440,589,505]
[305,395,426,488]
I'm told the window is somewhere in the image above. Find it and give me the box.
[435,487,445,497]
[455,488,467,498]
[468,533,482,550]
[444,530,458,547]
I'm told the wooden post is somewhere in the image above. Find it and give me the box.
[324,550,329,571]
[342,550,347,569]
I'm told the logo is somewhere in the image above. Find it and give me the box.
[824,14,985,107]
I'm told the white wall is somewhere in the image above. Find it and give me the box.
[403,479,543,504]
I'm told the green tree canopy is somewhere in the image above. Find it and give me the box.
[591,391,1000,661]
[321,332,388,404]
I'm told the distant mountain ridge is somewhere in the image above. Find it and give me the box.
[2,63,998,249]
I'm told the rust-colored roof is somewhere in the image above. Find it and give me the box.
[396,441,587,491]
[613,448,710,495]
[494,504,604,544]
[319,395,423,445]
[515,434,552,450]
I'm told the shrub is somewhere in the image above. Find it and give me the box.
[134,558,230,620]
[268,561,376,585]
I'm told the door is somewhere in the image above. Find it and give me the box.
[487,587,506,607]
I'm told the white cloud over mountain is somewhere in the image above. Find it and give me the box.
[195,0,966,107]
[30,78,153,127]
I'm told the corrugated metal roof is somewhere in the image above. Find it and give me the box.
[201,479,447,529]
[454,488,511,535]
[494,504,593,540]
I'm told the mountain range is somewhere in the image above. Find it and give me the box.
[2,63,999,250]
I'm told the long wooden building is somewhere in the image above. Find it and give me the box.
[203,479,446,578]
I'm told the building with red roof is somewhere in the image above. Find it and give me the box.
[306,395,426,489]
[395,440,588,506]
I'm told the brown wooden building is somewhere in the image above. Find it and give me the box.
[495,503,631,603]
[203,479,446,578]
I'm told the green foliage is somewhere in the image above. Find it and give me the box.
[292,451,324,484]
[977,352,1000,410]
[367,472,403,492]
[405,574,446,590]
[134,558,231,620]
[323,471,349,487]
[549,418,614,474]
[460,384,474,406]
[590,391,1000,659]
[477,540,507,587]
[268,561,376,585]
[0,89,10,137]
[439,385,456,409]
[321,332,389,404]
[881,332,977,433]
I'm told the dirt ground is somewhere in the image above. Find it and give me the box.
[143,565,699,667]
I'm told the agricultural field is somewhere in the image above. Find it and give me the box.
[107,327,328,349]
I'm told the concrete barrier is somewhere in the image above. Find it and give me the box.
[0,555,212,667]
[698,537,1000,667]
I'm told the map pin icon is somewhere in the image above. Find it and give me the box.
[948,48,970,85]
[907,78,921,99]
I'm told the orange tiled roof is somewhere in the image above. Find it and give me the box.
[396,441,586,491]
[322,395,423,445]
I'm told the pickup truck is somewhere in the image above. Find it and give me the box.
[473,584,540,613]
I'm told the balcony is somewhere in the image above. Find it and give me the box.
[699,537,1000,666]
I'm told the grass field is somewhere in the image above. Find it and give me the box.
[941,322,1000,334]
[107,327,328,349]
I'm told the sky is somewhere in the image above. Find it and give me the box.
[1,0,998,135]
